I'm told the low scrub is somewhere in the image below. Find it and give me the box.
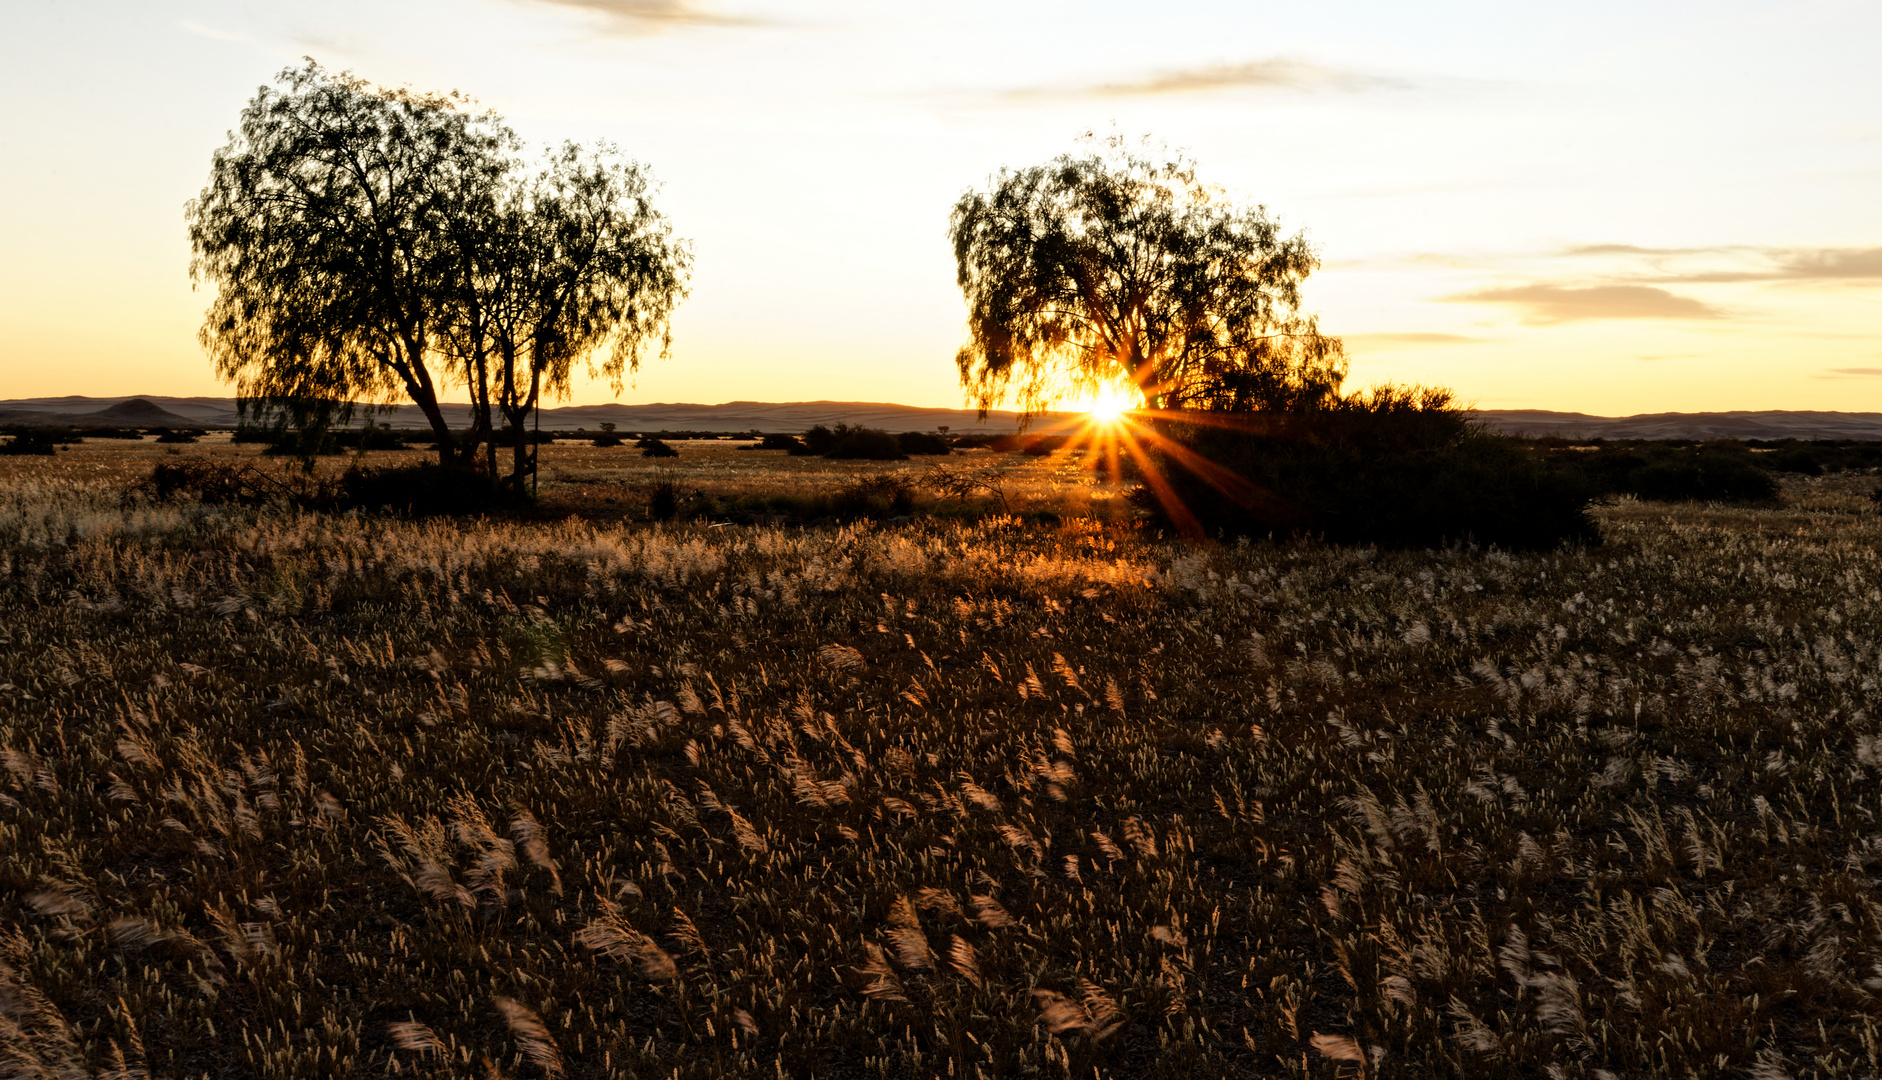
[1137,389,1601,549]
[138,460,518,517]
[1568,444,1779,504]
[0,431,58,456]
[801,424,907,460]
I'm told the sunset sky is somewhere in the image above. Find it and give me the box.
[3,0,1879,415]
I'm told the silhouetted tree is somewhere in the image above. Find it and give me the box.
[440,143,689,492]
[188,61,514,467]
[949,135,1345,416]
[189,62,689,486]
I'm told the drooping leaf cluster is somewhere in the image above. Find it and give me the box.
[949,136,1345,416]
[187,61,689,482]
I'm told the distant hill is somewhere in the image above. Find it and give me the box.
[5,395,1882,440]
[0,396,1060,433]
[0,396,203,428]
[1470,409,1882,440]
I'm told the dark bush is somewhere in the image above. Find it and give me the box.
[989,433,1069,456]
[759,433,805,451]
[637,437,679,458]
[832,474,917,517]
[152,428,204,444]
[1625,452,1778,503]
[647,480,680,521]
[141,460,296,504]
[825,426,906,460]
[0,431,58,456]
[1562,443,1779,504]
[592,434,625,447]
[799,426,838,456]
[897,431,952,456]
[338,465,514,516]
[1765,448,1824,476]
[1134,392,1600,550]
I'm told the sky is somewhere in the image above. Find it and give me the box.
[2,0,1879,416]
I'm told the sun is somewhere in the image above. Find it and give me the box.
[1086,389,1134,424]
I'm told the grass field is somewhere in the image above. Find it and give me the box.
[3,441,1881,1078]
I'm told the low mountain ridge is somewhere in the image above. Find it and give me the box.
[5,395,1882,440]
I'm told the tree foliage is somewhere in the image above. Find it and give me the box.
[188,61,689,482]
[442,143,689,489]
[949,136,1345,415]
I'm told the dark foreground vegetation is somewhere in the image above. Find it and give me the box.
[3,455,1882,1078]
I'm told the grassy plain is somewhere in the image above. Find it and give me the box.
[2,440,1881,1078]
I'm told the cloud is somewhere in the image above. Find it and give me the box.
[1562,243,1725,258]
[1345,332,1489,348]
[1772,247,1882,280]
[1005,58,1411,101]
[515,0,763,29]
[1563,243,1882,283]
[1820,367,1882,379]
[1446,284,1724,324]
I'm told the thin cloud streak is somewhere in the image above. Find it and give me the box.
[1820,366,1882,378]
[1002,58,1417,101]
[1447,284,1724,324]
[1345,332,1490,347]
[1563,243,1882,282]
[514,0,766,29]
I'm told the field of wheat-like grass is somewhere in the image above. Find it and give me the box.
[2,459,1881,1078]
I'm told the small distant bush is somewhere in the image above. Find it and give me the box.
[338,465,515,516]
[989,433,1068,456]
[825,427,905,460]
[759,433,804,451]
[897,431,952,456]
[1765,448,1824,476]
[647,479,680,520]
[152,428,204,444]
[799,426,837,456]
[833,473,917,516]
[1567,443,1779,504]
[139,460,309,504]
[1135,387,1601,550]
[637,437,679,458]
[1626,453,1778,503]
[0,431,58,456]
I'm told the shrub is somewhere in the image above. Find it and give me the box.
[637,437,679,458]
[141,460,296,504]
[0,431,58,456]
[152,428,204,444]
[897,431,952,456]
[338,465,514,516]
[1764,447,1824,476]
[1626,452,1778,503]
[799,425,838,456]
[647,479,680,520]
[1134,390,1601,549]
[1567,443,1779,504]
[832,473,917,517]
[825,427,906,460]
[759,433,805,452]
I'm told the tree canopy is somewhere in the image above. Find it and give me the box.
[949,137,1346,416]
[188,61,689,479]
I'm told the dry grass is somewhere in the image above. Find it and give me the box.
[2,446,1881,1078]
